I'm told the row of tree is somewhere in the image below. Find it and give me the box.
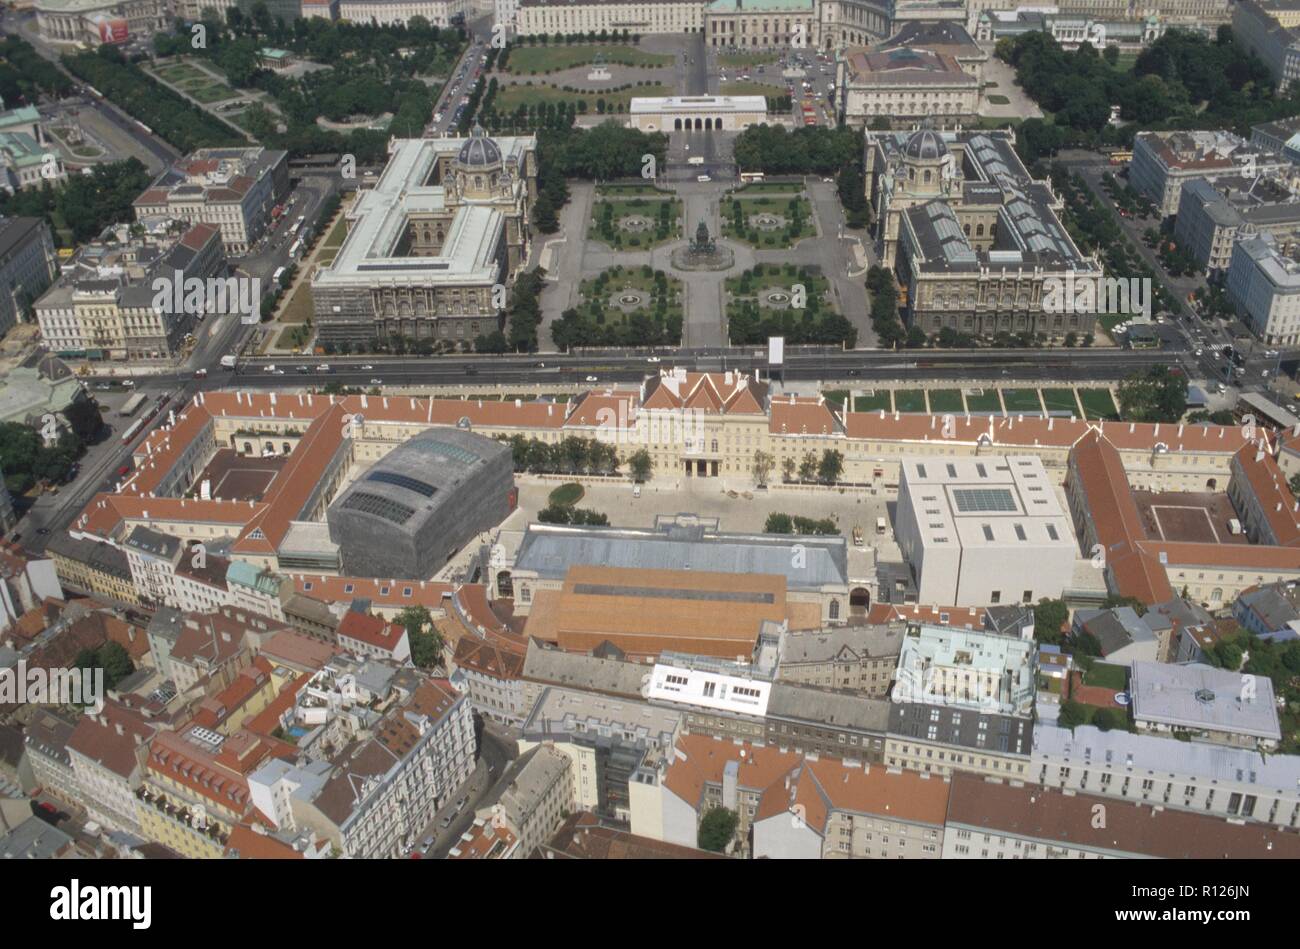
[63,46,247,153]
[502,434,621,476]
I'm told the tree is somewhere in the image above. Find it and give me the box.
[628,448,652,483]
[1290,473,1300,498]
[764,512,794,534]
[397,605,444,669]
[697,806,738,853]
[63,397,103,445]
[780,456,796,482]
[1116,366,1187,423]
[797,451,818,482]
[1057,700,1087,731]
[817,449,844,485]
[1091,707,1124,732]
[751,450,774,488]
[1034,598,1069,644]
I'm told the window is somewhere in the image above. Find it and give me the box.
[990,591,1001,604]
[1023,590,1033,603]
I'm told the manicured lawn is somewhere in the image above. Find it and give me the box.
[1042,388,1080,416]
[322,215,350,249]
[894,389,927,413]
[1079,388,1119,420]
[965,388,1002,413]
[1084,662,1129,691]
[181,80,238,104]
[589,196,682,251]
[1001,388,1043,414]
[572,265,684,344]
[722,194,815,248]
[549,482,585,506]
[496,81,672,113]
[276,323,312,350]
[822,389,849,410]
[854,391,891,412]
[279,282,313,324]
[597,182,672,197]
[154,62,208,83]
[504,44,673,74]
[986,94,1010,105]
[721,80,785,99]
[927,389,964,413]
[733,181,804,195]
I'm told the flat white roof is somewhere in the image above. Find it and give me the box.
[313,135,534,292]
[900,454,1076,552]
[630,95,768,114]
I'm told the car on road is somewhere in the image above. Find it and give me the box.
[296,366,310,374]
[421,835,435,850]
[122,379,135,388]
[369,378,383,385]
[36,527,49,535]
[439,814,454,829]
[646,356,661,363]
[697,175,711,182]
[263,364,277,373]
[534,361,546,368]
[194,368,207,378]
[117,464,131,477]
[360,364,374,371]
[585,375,598,382]
[455,797,468,812]
[316,364,331,372]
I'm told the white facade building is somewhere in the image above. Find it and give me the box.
[895,454,1077,607]
[1226,234,1300,345]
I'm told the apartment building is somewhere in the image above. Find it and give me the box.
[137,726,291,858]
[35,223,226,361]
[943,772,1300,858]
[65,700,156,835]
[0,216,56,337]
[450,636,527,725]
[518,686,682,821]
[491,744,576,857]
[839,44,979,126]
[1129,660,1282,750]
[762,683,890,761]
[1173,176,1300,276]
[24,710,79,807]
[1234,0,1300,91]
[776,621,904,695]
[133,148,289,255]
[1226,234,1300,345]
[1033,722,1300,828]
[295,679,475,858]
[1130,130,1290,218]
[753,757,950,858]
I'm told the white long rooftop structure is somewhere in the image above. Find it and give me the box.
[629,95,767,114]
[313,135,534,292]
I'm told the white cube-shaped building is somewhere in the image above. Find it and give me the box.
[895,455,1077,607]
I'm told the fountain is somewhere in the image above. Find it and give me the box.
[671,220,734,271]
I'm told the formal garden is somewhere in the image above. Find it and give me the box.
[500,42,674,75]
[550,265,685,349]
[721,192,815,249]
[725,265,855,346]
[589,191,682,250]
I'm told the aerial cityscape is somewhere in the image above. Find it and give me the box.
[0,0,1296,886]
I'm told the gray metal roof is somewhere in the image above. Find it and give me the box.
[514,521,849,591]
[1130,661,1281,740]
[521,639,647,698]
[766,682,891,732]
[1034,723,1300,790]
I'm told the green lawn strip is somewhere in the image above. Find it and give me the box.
[1079,388,1119,420]
[964,388,1002,413]
[893,389,926,413]
[927,389,964,413]
[1001,387,1044,414]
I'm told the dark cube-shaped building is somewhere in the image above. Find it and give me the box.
[327,428,515,579]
